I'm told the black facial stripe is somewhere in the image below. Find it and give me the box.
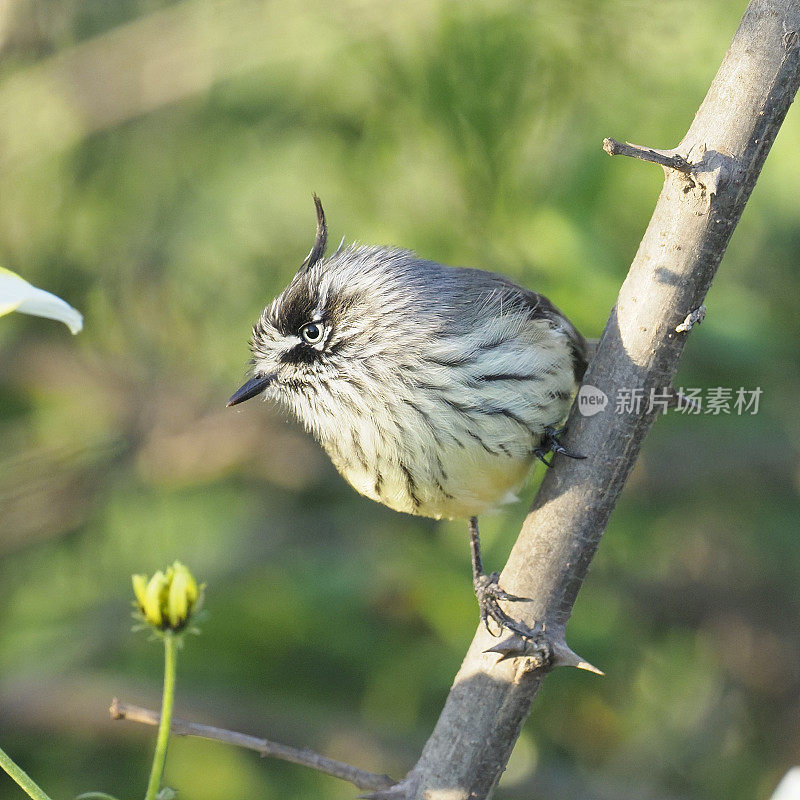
[279,343,323,366]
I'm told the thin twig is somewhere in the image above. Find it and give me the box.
[109,699,395,793]
[603,137,694,174]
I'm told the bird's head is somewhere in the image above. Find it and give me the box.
[227,194,331,409]
[227,196,424,439]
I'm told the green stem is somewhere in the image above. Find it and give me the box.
[144,631,178,800]
[0,745,54,800]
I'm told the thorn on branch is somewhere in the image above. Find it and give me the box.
[484,633,604,675]
[603,137,693,174]
[484,632,549,666]
[549,638,605,675]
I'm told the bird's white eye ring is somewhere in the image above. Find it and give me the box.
[300,321,325,345]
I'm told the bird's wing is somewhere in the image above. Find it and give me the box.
[521,289,588,383]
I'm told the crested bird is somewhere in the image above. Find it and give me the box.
[228,196,587,637]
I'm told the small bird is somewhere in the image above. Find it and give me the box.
[228,196,587,637]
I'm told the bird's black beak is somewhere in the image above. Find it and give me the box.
[227,373,276,407]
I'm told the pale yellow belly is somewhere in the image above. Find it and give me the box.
[336,447,535,520]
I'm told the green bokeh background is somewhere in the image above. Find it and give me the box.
[0,1,798,799]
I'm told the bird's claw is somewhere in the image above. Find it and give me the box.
[474,572,535,638]
[534,425,586,467]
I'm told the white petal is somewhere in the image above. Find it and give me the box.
[770,769,800,800]
[0,267,83,334]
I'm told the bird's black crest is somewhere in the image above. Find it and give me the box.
[271,282,319,337]
[299,194,327,273]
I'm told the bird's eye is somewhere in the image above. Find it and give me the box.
[300,321,325,345]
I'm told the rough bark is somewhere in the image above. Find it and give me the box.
[398,2,800,798]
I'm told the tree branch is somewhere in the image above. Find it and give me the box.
[108,698,395,793]
[385,2,800,799]
[602,137,693,173]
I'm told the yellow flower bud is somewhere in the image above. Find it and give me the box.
[144,570,169,627]
[132,573,149,610]
[132,562,203,632]
[167,563,198,628]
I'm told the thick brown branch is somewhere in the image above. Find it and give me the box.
[603,137,694,174]
[109,698,395,793]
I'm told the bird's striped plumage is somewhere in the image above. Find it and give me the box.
[246,242,586,520]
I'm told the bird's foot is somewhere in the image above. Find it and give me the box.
[534,425,586,468]
[474,571,535,638]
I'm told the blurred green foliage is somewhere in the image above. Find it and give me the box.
[0,1,798,799]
